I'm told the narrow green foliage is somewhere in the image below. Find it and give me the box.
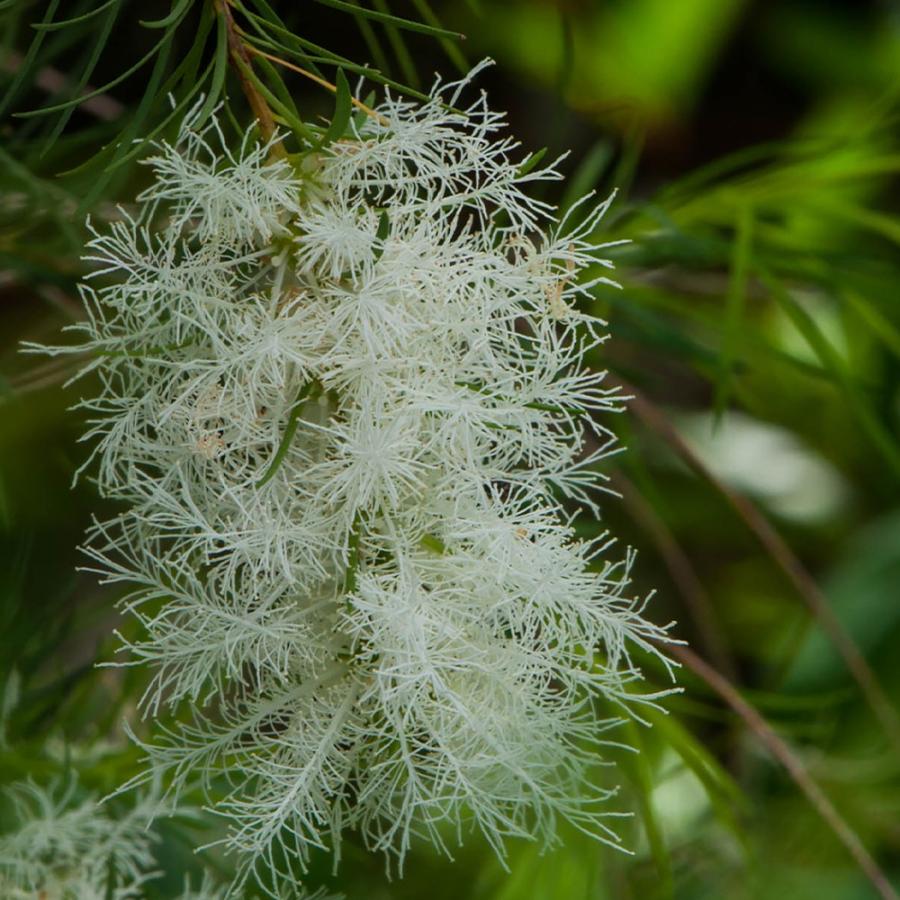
[30,0,120,32]
[642,707,745,841]
[310,0,463,39]
[319,68,352,147]
[244,64,315,141]
[40,2,119,155]
[139,0,193,29]
[761,269,900,479]
[0,0,61,119]
[352,3,392,74]
[618,718,673,897]
[234,0,435,99]
[561,140,614,212]
[557,12,575,94]
[353,89,377,129]
[843,288,900,361]
[14,28,178,119]
[411,0,468,72]
[373,0,420,89]
[257,381,323,487]
[516,146,548,177]
[238,11,326,78]
[714,203,753,420]
[195,12,230,128]
[76,22,178,207]
[253,54,307,131]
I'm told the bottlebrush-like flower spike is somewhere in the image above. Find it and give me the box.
[37,64,675,894]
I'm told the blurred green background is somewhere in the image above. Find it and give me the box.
[2,0,900,897]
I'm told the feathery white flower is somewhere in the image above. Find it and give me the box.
[40,64,675,893]
[0,780,160,899]
[0,778,326,900]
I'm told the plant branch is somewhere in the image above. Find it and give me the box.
[671,643,899,900]
[612,471,737,680]
[213,0,283,152]
[244,44,387,124]
[622,379,900,754]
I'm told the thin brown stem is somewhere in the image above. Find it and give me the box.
[244,44,388,125]
[671,643,899,900]
[213,0,284,153]
[6,355,87,396]
[621,379,900,754]
[613,472,737,680]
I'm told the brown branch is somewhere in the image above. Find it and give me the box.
[622,379,900,754]
[213,0,283,153]
[671,643,899,900]
[5,355,86,396]
[612,471,737,680]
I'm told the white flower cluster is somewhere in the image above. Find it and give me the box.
[50,68,672,890]
[0,779,338,899]
[0,780,160,899]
